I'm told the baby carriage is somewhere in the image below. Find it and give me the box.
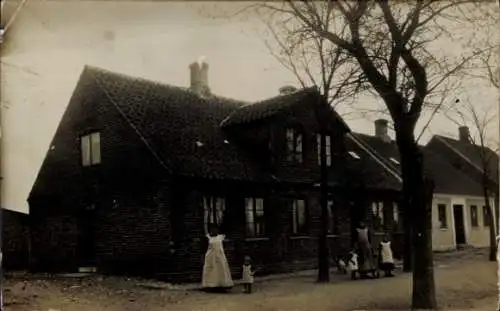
[357,245,380,279]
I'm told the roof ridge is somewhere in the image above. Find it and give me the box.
[84,65,248,106]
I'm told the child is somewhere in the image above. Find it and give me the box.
[378,234,395,277]
[242,256,255,293]
[347,250,359,280]
[335,256,347,274]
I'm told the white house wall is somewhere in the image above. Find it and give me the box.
[432,193,495,251]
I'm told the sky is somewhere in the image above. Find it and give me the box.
[0,1,498,214]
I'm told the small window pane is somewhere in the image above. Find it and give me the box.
[438,204,447,229]
[296,134,303,152]
[90,132,101,164]
[81,135,91,166]
[256,199,264,216]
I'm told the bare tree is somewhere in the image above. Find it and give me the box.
[446,98,499,261]
[250,1,497,309]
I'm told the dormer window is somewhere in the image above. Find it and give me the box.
[286,128,303,163]
[348,151,360,159]
[81,132,101,166]
[316,134,332,166]
[389,157,400,165]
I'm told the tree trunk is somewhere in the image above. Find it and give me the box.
[397,133,437,310]
[317,132,330,282]
[483,185,497,262]
[402,204,413,272]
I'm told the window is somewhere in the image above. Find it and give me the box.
[245,198,265,237]
[393,203,400,229]
[437,204,447,229]
[327,200,336,234]
[483,205,490,227]
[316,134,332,166]
[203,197,225,233]
[292,199,307,234]
[389,157,400,165]
[372,201,384,231]
[348,151,360,159]
[81,132,101,166]
[470,205,478,227]
[286,128,303,163]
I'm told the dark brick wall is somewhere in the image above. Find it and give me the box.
[95,181,172,277]
[161,179,356,283]
[29,70,171,274]
[2,209,30,270]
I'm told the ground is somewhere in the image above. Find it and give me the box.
[3,248,497,311]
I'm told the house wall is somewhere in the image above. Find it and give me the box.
[465,197,495,248]
[2,209,30,270]
[431,196,455,251]
[431,193,495,251]
[29,70,172,274]
[162,179,353,283]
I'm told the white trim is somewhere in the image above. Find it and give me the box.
[346,133,402,183]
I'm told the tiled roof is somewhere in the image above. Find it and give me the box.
[220,88,318,127]
[87,66,273,182]
[432,135,499,184]
[352,133,484,197]
[343,134,402,191]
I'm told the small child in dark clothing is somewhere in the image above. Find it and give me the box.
[242,256,255,293]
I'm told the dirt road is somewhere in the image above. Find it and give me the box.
[3,249,497,311]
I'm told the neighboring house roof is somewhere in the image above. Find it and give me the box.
[343,133,402,192]
[430,135,499,184]
[352,133,485,197]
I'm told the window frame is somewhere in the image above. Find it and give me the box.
[291,199,308,235]
[327,200,337,235]
[371,201,384,232]
[286,128,304,163]
[470,205,479,228]
[80,131,101,167]
[437,203,448,229]
[316,133,332,167]
[203,196,226,234]
[245,197,265,237]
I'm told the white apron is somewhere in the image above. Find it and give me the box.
[380,241,394,264]
[202,234,234,288]
[242,264,254,284]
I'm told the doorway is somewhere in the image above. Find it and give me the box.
[453,204,466,245]
[77,204,97,267]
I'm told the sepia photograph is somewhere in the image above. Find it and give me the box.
[0,1,499,310]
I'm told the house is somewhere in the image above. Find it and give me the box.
[1,208,30,270]
[28,62,404,282]
[426,127,499,248]
[351,119,495,251]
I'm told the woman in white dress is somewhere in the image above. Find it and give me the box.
[202,224,234,292]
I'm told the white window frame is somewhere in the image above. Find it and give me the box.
[292,199,307,235]
[317,134,332,167]
[245,198,265,237]
[286,128,303,163]
[81,132,101,166]
[203,196,225,233]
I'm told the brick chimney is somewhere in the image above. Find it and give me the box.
[189,58,210,97]
[375,119,391,143]
[458,126,470,143]
[278,85,297,95]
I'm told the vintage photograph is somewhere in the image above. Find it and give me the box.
[0,1,499,310]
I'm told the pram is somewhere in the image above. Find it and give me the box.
[357,245,380,279]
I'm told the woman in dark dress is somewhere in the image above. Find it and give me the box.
[355,222,376,278]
